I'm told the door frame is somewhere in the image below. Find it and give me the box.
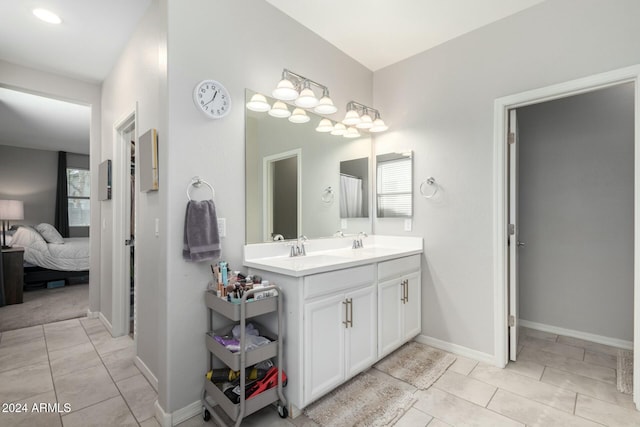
[493,65,640,407]
[262,149,302,241]
[112,104,138,339]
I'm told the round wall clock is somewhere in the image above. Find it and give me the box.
[193,79,231,119]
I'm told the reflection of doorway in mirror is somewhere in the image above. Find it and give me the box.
[263,149,302,241]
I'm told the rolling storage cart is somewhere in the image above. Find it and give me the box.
[202,285,287,426]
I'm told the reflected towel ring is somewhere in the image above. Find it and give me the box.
[420,177,438,199]
[321,186,334,203]
[187,176,215,201]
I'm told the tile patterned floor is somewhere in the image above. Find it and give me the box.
[183,326,639,427]
[0,317,156,427]
[0,321,637,426]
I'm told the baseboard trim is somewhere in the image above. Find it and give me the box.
[415,334,496,366]
[98,312,113,335]
[86,310,99,319]
[134,356,158,391]
[519,319,633,350]
[172,400,202,426]
[154,400,171,427]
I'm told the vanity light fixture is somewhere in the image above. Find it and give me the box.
[268,101,291,118]
[33,8,62,24]
[316,118,334,132]
[246,93,271,112]
[289,108,310,123]
[272,69,337,115]
[343,101,389,133]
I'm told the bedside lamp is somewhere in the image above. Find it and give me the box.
[0,200,24,249]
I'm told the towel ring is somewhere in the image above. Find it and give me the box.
[187,176,214,201]
[321,186,334,203]
[420,177,438,199]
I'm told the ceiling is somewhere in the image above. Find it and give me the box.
[0,87,90,154]
[266,0,546,71]
[0,0,545,155]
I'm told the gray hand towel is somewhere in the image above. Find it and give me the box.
[183,199,221,262]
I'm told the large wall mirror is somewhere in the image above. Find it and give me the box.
[245,89,372,243]
[376,151,413,217]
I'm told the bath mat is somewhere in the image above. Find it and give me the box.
[304,372,416,427]
[617,349,633,395]
[374,341,456,389]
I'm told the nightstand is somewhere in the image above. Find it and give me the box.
[2,247,24,305]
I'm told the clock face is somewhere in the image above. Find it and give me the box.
[193,80,231,119]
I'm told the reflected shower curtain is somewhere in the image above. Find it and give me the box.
[340,174,363,218]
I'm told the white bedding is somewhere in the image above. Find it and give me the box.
[10,226,89,271]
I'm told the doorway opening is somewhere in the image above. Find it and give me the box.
[113,107,137,339]
[262,149,301,241]
[493,65,640,408]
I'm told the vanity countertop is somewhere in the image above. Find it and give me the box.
[243,235,423,277]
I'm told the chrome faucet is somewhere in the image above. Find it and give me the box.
[353,232,368,249]
[288,235,308,257]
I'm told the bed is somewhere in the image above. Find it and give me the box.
[9,225,90,288]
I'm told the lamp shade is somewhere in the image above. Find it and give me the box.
[295,88,319,108]
[246,93,271,112]
[0,200,24,220]
[369,118,389,132]
[331,122,347,136]
[272,79,298,101]
[356,113,373,129]
[343,127,361,138]
[315,118,334,132]
[289,108,310,123]
[268,101,291,118]
[314,96,338,114]
[342,109,361,126]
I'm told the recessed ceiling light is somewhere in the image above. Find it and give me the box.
[32,8,62,24]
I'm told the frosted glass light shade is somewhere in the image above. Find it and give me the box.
[331,122,347,136]
[295,88,319,108]
[369,118,389,132]
[343,127,361,138]
[268,101,291,118]
[272,79,298,100]
[315,118,334,132]
[314,96,338,114]
[246,93,271,112]
[342,109,361,125]
[289,108,310,123]
[356,113,373,129]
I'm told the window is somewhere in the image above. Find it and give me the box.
[67,168,90,227]
[376,156,412,217]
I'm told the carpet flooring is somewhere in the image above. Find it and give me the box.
[0,283,88,332]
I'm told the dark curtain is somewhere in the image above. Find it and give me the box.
[55,151,70,237]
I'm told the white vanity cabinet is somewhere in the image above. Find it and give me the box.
[303,265,377,405]
[378,255,422,358]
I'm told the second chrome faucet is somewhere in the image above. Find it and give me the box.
[288,235,308,257]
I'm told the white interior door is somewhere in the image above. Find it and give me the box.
[508,109,519,361]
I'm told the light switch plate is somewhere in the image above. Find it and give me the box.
[404,218,412,232]
[154,218,159,237]
[218,218,226,237]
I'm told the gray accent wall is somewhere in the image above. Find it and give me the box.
[373,0,640,355]
[0,145,57,226]
[517,83,634,341]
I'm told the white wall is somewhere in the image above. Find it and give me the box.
[101,0,166,383]
[517,83,634,341]
[0,145,57,226]
[163,0,372,413]
[0,60,102,313]
[373,0,640,357]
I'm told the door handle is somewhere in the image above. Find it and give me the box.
[405,279,409,303]
[348,298,353,328]
[517,241,525,247]
[342,299,349,328]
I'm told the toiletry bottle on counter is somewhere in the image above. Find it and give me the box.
[220,261,228,285]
